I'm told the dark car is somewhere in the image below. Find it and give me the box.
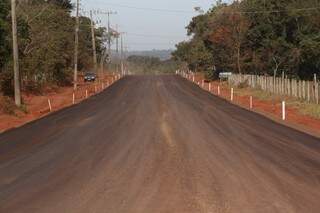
[84,72,96,82]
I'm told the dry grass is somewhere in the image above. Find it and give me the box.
[288,101,320,119]
[0,96,16,115]
[233,86,320,119]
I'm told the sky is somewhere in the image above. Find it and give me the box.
[80,0,214,51]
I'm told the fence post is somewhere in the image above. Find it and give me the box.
[315,74,319,104]
[231,88,234,101]
[302,81,306,100]
[250,96,253,109]
[282,72,285,95]
[282,101,286,121]
[48,99,52,112]
[307,81,310,102]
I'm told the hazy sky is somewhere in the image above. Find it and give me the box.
[80,0,214,51]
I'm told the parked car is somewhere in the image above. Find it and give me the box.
[219,72,232,81]
[84,72,96,82]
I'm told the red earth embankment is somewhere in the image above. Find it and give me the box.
[188,73,320,135]
[0,74,118,132]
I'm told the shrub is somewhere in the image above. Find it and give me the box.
[24,80,43,95]
[0,70,14,97]
[0,96,16,115]
[238,80,249,89]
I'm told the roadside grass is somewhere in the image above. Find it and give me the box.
[233,86,320,119]
[288,101,320,119]
[0,96,16,115]
[0,96,28,115]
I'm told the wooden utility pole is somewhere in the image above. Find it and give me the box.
[90,11,97,73]
[99,11,117,68]
[11,0,21,107]
[120,33,124,75]
[73,0,80,90]
[116,25,119,74]
[107,12,111,59]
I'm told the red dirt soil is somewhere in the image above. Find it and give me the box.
[0,74,118,133]
[185,73,320,135]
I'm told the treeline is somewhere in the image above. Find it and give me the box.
[0,0,106,96]
[127,55,179,74]
[172,0,320,80]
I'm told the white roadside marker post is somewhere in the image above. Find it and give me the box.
[209,82,211,92]
[192,75,195,83]
[48,99,52,112]
[250,96,253,109]
[72,93,75,104]
[218,86,220,96]
[282,101,286,121]
[231,88,234,101]
[86,90,88,98]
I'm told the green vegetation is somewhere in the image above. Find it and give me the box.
[0,0,107,96]
[173,0,320,80]
[127,55,179,74]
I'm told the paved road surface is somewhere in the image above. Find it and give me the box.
[0,75,320,213]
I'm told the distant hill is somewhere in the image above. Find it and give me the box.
[126,50,173,61]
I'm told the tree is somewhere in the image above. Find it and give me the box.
[173,0,320,80]
[0,0,10,71]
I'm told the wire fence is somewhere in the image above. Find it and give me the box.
[228,74,319,104]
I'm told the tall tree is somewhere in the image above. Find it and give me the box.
[0,0,10,71]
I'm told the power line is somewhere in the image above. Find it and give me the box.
[85,1,320,15]
[126,33,184,39]
[127,42,177,45]
[237,7,320,14]
[93,2,194,13]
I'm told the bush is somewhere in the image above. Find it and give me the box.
[0,70,14,97]
[0,96,16,115]
[53,68,73,86]
[24,80,43,95]
[238,80,249,89]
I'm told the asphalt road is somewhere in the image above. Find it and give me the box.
[0,75,320,213]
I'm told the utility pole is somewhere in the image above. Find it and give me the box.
[100,50,105,78]
[11,0,21,107]
[90,10,97,73]
[73,0,80,90]
[107,12,111,59]
[99,11,117,69]
[120,33,124,75]
[116,25,119,74]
